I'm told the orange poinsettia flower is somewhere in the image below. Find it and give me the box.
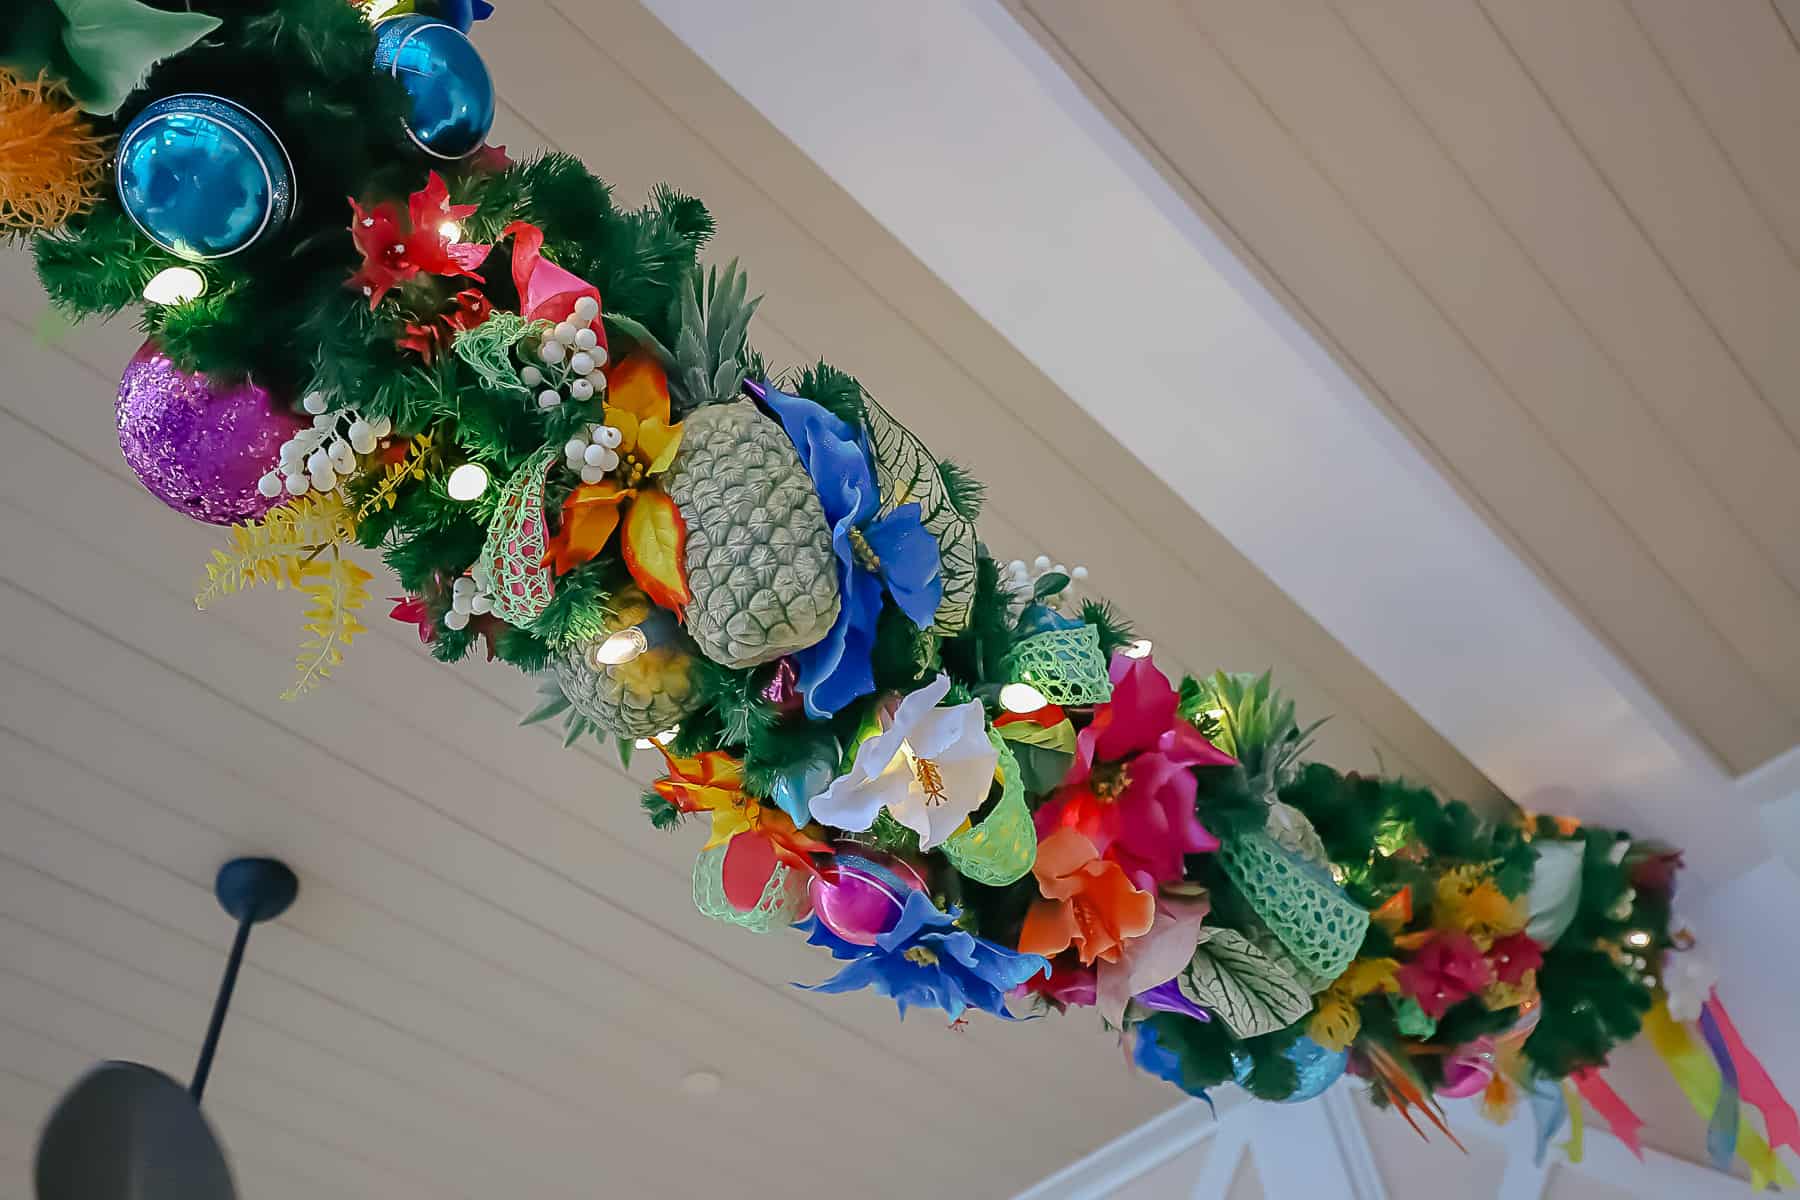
[1018,827,1157,965]
[542,353,691,609]
[654,747,832,910]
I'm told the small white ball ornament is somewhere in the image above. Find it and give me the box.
[301,391,329,415]
[554,321,579,344]
[539,340,565,365]
[443,608,471,631]
[569,378,594,402]
[569,352,595,376]
[580,464,607,484]
[284,472,310,496]
[583,443,609,467]
[347,419,377,455]
[573,327,598,350]
[564,438,586,461]
[257,472,282,498]
[573,295,600,323]
[596,425,623,449]
[537,389,562,410]
[520,365,543,387]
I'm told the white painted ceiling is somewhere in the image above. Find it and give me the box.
[3,1,1798,1197]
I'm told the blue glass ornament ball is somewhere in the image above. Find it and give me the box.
[115,95,295,261]
[373,15,496,160]
[1232,1036,1349,1103]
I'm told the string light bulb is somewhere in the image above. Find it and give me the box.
[1624,930,1652,949]
[635,726,680,751]
[446,462,489,501]
[999,682,1049,714]
[588,627,648,668]
[438,219,462,242]
[142,266,205,305]
[1122,638,1153,659]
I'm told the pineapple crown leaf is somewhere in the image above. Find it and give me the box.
[669,259,764,411]
[520,673,573,726]
[1184,670,1325,795]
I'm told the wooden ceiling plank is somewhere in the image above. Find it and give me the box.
[1183,1,1800,727]
[1023,0,1799,771]
[1337,0,1800,597]
[1627,0,1800,265]
[1476,0,1800,447]
[0,1004,429,1200]
[0,751,745,1198]
[0,802,693,1199]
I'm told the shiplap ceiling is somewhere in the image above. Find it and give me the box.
[0,2,1502,1197]
[1017,0,1800,775]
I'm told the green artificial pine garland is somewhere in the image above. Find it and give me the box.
[18,0,1720,1148]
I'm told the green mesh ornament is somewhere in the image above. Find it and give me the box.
[479,448,557,629]
[1218,828,1368,982]
[691,843,812,933]
[1002,625,1111,706]
[942,733,1036,886]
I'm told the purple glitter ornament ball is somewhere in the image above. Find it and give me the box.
[116,340,303,525]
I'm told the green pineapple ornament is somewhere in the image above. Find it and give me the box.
[553,586,702,739]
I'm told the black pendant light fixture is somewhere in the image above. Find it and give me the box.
[34,857,299,1200]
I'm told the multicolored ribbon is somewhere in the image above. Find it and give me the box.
[1560,1079,1585,1164]
[1696,1001,1741,1171]
[1645,998,1795,1190]
[1706,988,1800,1157]
[1570,1067,1644,1159]
[1528,1075,1566,1167]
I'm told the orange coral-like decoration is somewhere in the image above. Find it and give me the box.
[0,70,112,237]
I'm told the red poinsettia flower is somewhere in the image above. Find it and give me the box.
[1486,931,1543,986]
[389,595,435,645]
[398,288,494,361]
[1396,931,1495,1019]
[348,172,492,309]
[1032,653,1235,890]
[1014,953,1097,1011]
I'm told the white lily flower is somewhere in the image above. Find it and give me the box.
[810,674,999,849]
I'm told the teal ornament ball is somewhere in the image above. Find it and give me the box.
[1233,1037,1348,1103]
[373,15,495,160]
[115,95,295,261]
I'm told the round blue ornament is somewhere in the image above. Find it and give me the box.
[115,95,295,261]
[373,15,495,160]
[1233,1036,1348,1103]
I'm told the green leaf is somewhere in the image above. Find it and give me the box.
[602,311,674,367]
[1177,927,1312,1038]
[1032,571,1070,600]
[451,312,537,397]
[862,395,979,633]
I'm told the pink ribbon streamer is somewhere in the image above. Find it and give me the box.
[1571,1067,1645,1159]
[1705,988,1800,1154]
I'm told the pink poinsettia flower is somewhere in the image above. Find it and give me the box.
[348,172,491,308]
[1033,653,1235,890]
[1396,931,1495,1019]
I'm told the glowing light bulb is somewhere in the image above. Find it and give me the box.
[439,220,462,242]
[1625,930,1652,949]
[446,462,489,501]
[588,627,648,668]
[655,726,679,745]
[1204,708,1226,721]
[142,266,205,305]
[999,682,1050,714]
[1121,638,1154,659]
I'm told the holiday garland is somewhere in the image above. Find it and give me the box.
[9,0,1795,1180]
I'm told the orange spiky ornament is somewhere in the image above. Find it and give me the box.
[0,69,111,237]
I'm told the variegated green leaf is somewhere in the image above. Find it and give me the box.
[862,395,978,633]
[1177,927,1312,1037]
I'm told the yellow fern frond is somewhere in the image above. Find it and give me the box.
[355,433,435,519]
[282,547,373,701]
[195,492,358,609]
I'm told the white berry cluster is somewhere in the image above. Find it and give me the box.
[259,392,391,498]
[443,564,495,631]
[562,421,626,484]
[1003,554,1089,594]
[519,295,607,410]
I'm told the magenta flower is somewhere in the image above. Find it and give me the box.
[1034,653,1235,890]
[1396,932,1495,1019]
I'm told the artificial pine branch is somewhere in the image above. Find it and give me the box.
[195,492,357,609]
[283,545,372,700]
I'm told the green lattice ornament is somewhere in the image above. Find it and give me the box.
[1218,828,1368,982]
[942,733,1036,886]
[1003,625,1111,706]
[691,843,812,933]
[479,448,557,629]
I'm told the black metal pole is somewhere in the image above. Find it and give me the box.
[189,912,254,1102]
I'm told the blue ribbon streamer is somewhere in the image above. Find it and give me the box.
[1698,1002,1742,1171]
[1528,1077,1567,1167]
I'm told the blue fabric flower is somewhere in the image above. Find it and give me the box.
[1133,1022,1214,1107]
[796,891,1048,1022]
[762,386,942,718]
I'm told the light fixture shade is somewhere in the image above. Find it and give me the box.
[36,1062,236,1200]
